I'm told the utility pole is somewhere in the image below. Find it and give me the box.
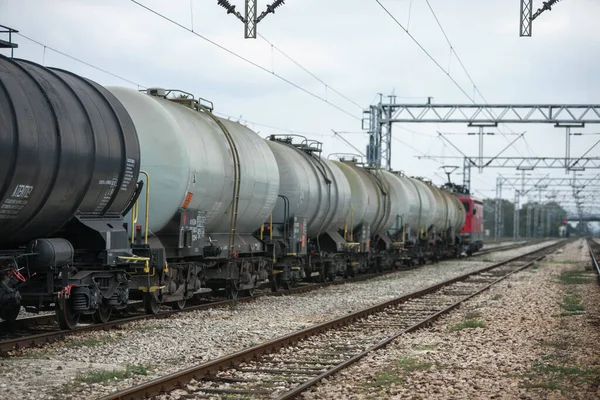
[513,190,521,241]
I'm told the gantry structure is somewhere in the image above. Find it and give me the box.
[520,0,566,37]
[363,95,600,240]
[217,0,285,38]
[494,173,600,240]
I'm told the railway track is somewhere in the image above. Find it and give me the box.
[587,237,600,283]
[0,239,546,354]
[99,239,567,400]
[475,239,542,257]
[0,264,426,353]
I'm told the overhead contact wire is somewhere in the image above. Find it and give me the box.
[17,33,146,88]
[373,0,475,103]
[423,0,531,158]
[130,0,360,121]
[258,33,364,110]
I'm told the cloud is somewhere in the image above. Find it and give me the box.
[2,0,599,212]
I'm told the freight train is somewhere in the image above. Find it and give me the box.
[0,55,483,329]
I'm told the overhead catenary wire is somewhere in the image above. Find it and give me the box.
[373,0,476,103]
[213,110,326,137]
[258,33,364,110]
[129,0,360,121]
[375,0,531,161]
[375,0,551,202]
[17,33,146,89]
[422,0,533,159]
[15,32,328,139]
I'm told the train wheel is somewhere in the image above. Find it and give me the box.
[56,298,80,330]
[93,304,112,324]
[0,305,20,322]
[171,299,186,310]
[143,292,160,315]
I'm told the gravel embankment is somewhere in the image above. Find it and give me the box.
[303,238,600,400]
[0,240,557,399]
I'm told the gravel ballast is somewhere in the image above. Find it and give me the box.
[0,240,559,399]
[302,238,600,400]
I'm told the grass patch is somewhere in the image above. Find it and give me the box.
[539,339,571,350]
[413,344,437,351]
[559,270,594,285]
[523,357,600,393]
[490,294,503,301]
[448,318,486,332]
[364,370,403,388]
[65,335,114,348]
[397,356,433,372]
[362,356,433,390]
[24,350,49,359]
[75,364,150,384]
[541,260,581,265]
[559,294,584,315]
[534,363,590,376]
[523,379,565,391]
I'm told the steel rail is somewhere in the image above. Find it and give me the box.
[98,240,566,400]
[475,239,543,257]
[0,239,547,354]
[587,238,600,284]
[0,261,426,353]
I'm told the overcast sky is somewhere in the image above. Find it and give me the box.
[2,0,599,217]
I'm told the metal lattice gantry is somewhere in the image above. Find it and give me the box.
[382,103,600,125]
[497,173,600,193]
[493,171,599,241]
[217,0,285,39]
[519,0,533,36]
[520,0,566,37]
[415,156,600,191]
[363,97,600,180]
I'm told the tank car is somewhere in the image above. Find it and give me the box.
[0,56,283,328]
[0,55,141,328]
[106,87,281,306]
[0,55,480,330]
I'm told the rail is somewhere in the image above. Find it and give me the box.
[98,240,566,400]
[587,238,600,284]
[0,239,548,353]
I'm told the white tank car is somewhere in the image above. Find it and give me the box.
[265,138,351,238]
[332,161,401,237]
[385,173,466,239]
[106,87,280,239]
[426,184,466,235]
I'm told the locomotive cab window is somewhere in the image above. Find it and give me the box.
[462,202,470,212]
[473,208,477,215]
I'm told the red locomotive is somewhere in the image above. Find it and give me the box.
[458,194,485,255]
